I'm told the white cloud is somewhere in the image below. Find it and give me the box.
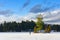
[28,9,60,24]
[0,9,60,25]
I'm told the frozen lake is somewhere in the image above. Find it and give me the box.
[0,32,60,40]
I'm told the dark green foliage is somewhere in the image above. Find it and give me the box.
[51,25,60,32]
[0,20,60,32]
[0,20,36,32]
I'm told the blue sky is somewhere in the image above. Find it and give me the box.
[0,0,60,24]
[0,0,60,16]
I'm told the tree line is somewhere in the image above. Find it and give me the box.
[44,24,60,32]
[51,24,60,32]
[0,20,36,32]
[0,20,60,32]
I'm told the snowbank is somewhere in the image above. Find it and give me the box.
[0,32,60,40]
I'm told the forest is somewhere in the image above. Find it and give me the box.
[0,20,60,32]
[0,21,36,32]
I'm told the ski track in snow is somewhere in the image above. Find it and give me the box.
[0,32,60,40]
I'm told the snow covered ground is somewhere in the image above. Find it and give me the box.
[0,32,60,40]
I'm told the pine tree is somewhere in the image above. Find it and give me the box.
[45,25,51,33]
[47,25,51,33]
[34,14,44,33]
[34,26,37,33]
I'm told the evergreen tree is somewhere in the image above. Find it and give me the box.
[34,26,37,33]
[45,25,51,33]
[34,14,44,33]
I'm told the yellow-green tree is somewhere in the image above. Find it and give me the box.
[34,14,44,33]
[34,26,37,33]
[45,25,51,33]
[47,25,51,33]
